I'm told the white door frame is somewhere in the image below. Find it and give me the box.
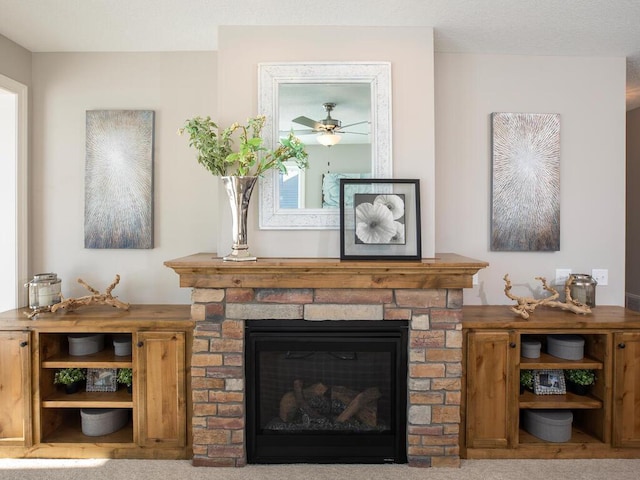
[0,73,28,308]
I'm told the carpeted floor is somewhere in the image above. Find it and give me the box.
[0,459,639,480]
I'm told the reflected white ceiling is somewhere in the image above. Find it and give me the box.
[1,0,639,109]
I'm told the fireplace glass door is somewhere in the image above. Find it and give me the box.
[245,320,408,464]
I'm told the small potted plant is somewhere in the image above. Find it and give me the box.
[54,367,86,394]
[565,369,596,395]
[520,369,534,394]
[117,368,133,393]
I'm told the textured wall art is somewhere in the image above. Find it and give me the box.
[491,112,560,251]
[85,110,154,249]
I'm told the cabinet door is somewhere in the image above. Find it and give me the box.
[613,332,640,447]
[135,331,186,447]
[0,331,31,445]
[465,330,518,448]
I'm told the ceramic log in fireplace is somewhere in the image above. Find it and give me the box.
[245,320,408,463]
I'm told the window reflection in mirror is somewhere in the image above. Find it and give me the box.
[278,83,372,209]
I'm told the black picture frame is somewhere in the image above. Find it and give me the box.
[86,368,118,392]
[339,178,421,260]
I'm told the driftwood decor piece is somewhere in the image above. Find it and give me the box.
[504,274,591,319]
[50,275,130,313]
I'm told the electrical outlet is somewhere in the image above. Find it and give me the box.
[555,268,572,285]
[473,273,479,286]
[592,269,608,286]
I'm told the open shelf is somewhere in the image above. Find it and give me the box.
[518,426,604,445]
[41,409,134,444]
[520,352,603,370]
[42,350,132,369]
[42,388,133,408]
[519,390,602,409]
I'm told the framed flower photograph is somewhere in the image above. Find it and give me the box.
[339,179,421,260]
[533,369,567,395]
[86,368,118,392]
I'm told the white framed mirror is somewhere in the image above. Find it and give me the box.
[258,62,392,229]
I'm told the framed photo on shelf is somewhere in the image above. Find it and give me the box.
[86,368,118,392]
[339,178,421,260]
[533,369,566,395]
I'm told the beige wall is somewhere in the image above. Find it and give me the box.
[0,34,31,87]
[435,53,626,305]
[14,32,629,306]
[215,26,436,258]
[31,52,217,304]
[627,107,640,303]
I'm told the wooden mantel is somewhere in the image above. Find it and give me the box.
[164,252,488,290]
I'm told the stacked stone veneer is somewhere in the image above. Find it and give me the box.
[189,286,463,468]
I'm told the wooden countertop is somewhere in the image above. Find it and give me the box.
[0,304,192,330]
[164,252,489,289]
[463,305,640,329]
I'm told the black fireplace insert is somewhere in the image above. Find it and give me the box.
[245,320,408,464]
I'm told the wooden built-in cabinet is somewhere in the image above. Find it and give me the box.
[0,305,193,459]
[0,332,31,447]
[462,306,640,459]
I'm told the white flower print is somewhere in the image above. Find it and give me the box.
[355,202,396,244]
[373,194,405,220]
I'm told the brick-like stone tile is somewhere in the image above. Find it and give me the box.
[221,319,244,339]
[425,348,462,362]
[410,363,446,379]
[410,331,445,348]
[226,288,254,303]
[408,405,431,425]
[304,304,383,320]
[396,289,447,308]
[256,288,313,303]
[191,377,225,389]
[446,289,463,309]
[205,303,225,320]
[227,303,303,320]
[191,353,223,367]
[314,289,393,304]
[192,288,225,303]
[383,308,412,320]
[411,313,430,330]
[431,405,461,424]
[409,392,445,404]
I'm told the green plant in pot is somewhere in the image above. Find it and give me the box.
[117,368,133,393]
[520,369,534,394]
[565,369,596,395]
[54,368,86,394]
[179,115,308,262]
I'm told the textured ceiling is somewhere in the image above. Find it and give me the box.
[1,0,639,109]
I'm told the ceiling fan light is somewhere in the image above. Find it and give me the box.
[317,132,341,147]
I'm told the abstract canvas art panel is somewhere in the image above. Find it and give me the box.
[491,112,560,251]
[85,110,154,249]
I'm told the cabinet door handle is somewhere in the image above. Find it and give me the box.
[19,341,28,347]
[137,341,144,347]
[618,343,626,349]
[509,342,517,348]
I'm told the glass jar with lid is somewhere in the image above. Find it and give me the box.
[25,273,62,310]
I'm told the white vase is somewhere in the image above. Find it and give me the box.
[221,176,258,262]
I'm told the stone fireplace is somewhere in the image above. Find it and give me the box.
[165,253,487,468]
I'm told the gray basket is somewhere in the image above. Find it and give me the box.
[522,340,541,359]
[68,333,105,356]
[547,334,585,360]
[80,408,128,436]
[112,334,132,356]
[522,409,572,442]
